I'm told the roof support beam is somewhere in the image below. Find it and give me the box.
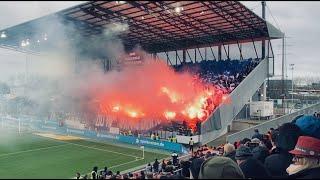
[209,46,217,61]
[197,48,204,62]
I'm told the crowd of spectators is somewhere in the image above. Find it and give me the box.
[76,113,320,179]
[89,59,260,141]
[174,58,260,93]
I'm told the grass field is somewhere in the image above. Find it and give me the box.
[0,129,169,179]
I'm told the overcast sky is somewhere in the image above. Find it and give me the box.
[0,1,319,81]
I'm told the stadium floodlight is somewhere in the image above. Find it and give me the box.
[116,1,125,4]
[174,6,183,13]
[21,40,26,47]
[0,31,6,38]
[37,40,40,43]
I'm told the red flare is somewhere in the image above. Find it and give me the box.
[87,56,230,131]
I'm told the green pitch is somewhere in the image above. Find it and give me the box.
[0,130,169,179]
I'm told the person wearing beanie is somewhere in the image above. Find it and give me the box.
[252,145,270,164]
[294,115,320,139]
[235,145,253,163]
[198,156,244,179]
[251,138,261,144]
[223,143,236,162]
[240,138,251,146]
[264,123,303,178]
[286,136,320,179]
[235,145,270,179]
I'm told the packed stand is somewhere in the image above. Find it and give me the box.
[174,58,260,94]
[85,59,260,144]
[76,112,320,179]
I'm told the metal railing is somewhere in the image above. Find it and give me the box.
[226,102,320,143]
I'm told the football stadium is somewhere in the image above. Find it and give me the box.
[1,1,320,179]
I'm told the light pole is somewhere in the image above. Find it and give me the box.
[289,64,294,108]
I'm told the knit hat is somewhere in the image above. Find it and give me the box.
[252,146,269,163]
[294,115,320,139]
[289,136,320,157]
[240,138,251,145]
[198,156,244,179]
[251,138,261,144]
[235,145,253,160]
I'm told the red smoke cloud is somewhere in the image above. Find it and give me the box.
[84,57,229,131]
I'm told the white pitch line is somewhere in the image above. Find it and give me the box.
[0,144,70,158]
[64,141,139,159]
[109,158,142,169]
[33,133,140,159]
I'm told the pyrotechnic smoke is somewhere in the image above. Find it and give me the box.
[0,13,230,132]
[71,56,229,131]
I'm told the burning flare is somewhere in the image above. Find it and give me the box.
[87,57,229,131]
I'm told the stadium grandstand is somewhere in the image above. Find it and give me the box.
[1,1,320,179]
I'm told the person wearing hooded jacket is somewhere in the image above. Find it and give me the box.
[264,123,303,178]
[198,156,245,179]
[252,145,270,164]
[235,145,270,179]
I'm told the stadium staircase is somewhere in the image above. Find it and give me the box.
[200,58,269,145]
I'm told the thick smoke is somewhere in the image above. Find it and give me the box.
[1,14,228,132]
[73,57,227,131]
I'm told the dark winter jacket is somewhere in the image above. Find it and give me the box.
[252,132,263,141]
[239,157,270,179]
[264,123,303,178]
[252,146,270,163]
[288,167,320,179]
[264,150,293,178]
[224,150,237,162]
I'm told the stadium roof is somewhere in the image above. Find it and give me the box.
[0,1,283,54]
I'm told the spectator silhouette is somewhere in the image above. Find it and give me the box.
[199,156,244,179]
[236,145,270,179]
[252,129,263,141]
[264,123,303,178]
